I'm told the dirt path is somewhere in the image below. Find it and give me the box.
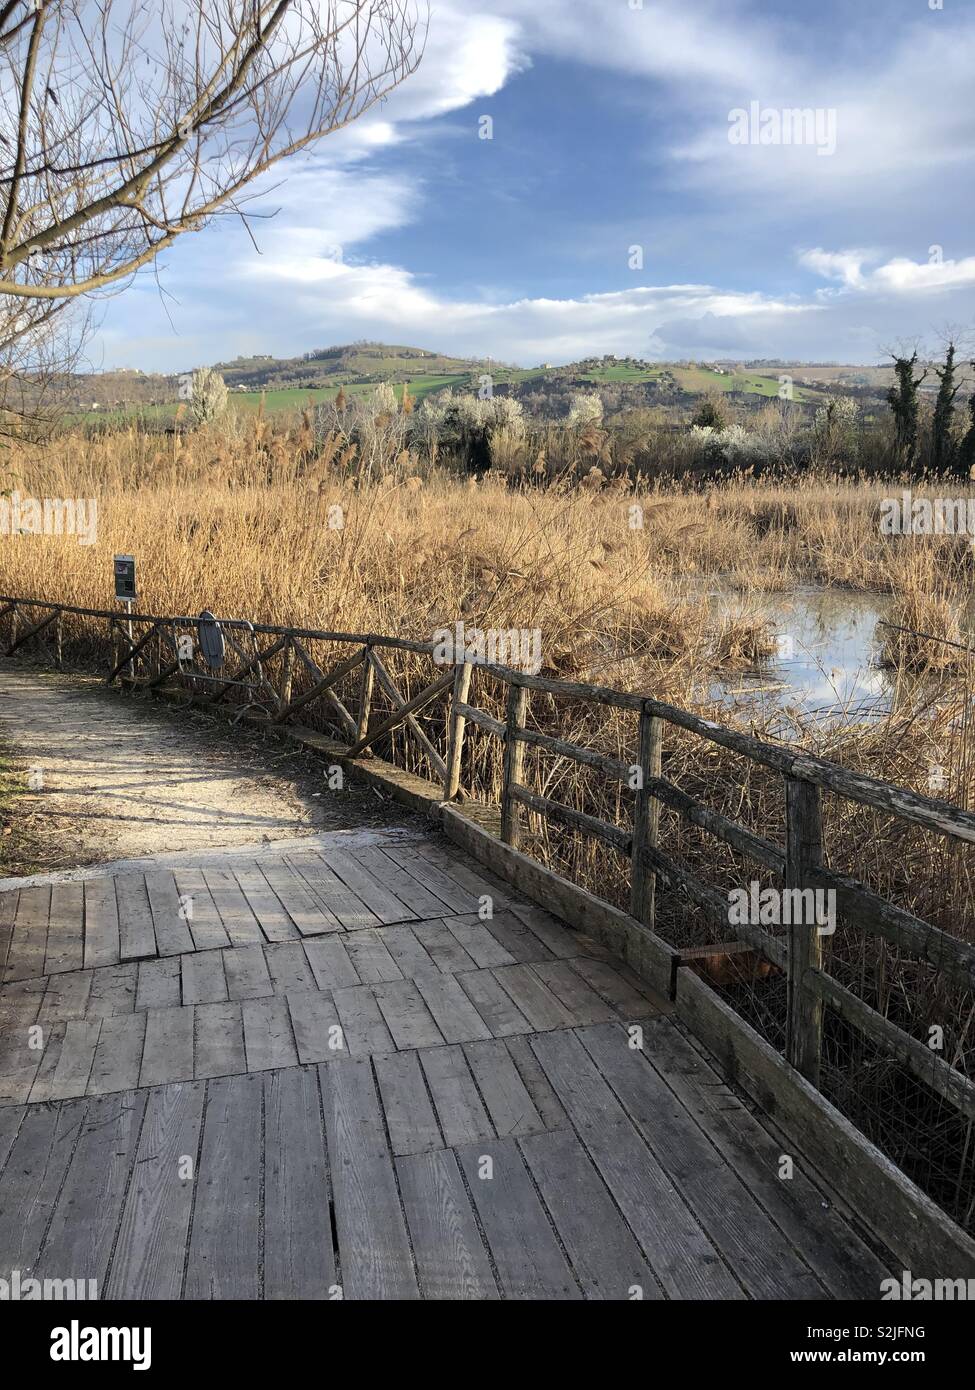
[0,661,409,877]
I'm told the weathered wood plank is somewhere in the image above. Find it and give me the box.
[222,943,273,1001]
[376,924,439,979]
[242,995,299,1071]
[374,1050,443,1155]
[455,1137,581,1300]
[145,870,196,957]
[3,885,50,982]
[420,1045,493,1147]
[194,1001,246,1080]
[44,1019,102,1101]
[136,956,181,1010]
[86,963,137,1018]
[441,913,515,969]
[44,882,85,975]
[302,936,360,992]
[140,1006,194,1087]
[320,1057,419,1300]
[531,960,618,1025]
[264,1066,336,1298]
[0,1101,86,1271]
[82,877,120,968]
[456,968,531,1039]
[115,874,157,961]
[88,1012,147,1095]
[201,868,263,946]
[530,1029,744,1299]
[264,941,315,994]
[325,847,424,923]
[492,964,576,1032]
[413,971,492,1044]
[343,929,403,984]
[172,869,231,951]
[288,852,381,931]
[397,1148,499,1299]
[260,862,340,936]
[332,985,396,1056]
[373,979,445,1051]
[233,866,302,943]
[38,1090,147,1287]
[181,950,228,1006]
[383,845,480,915]
[287,989,345,1065]
[185,1073,263,1299]
[36,969,92,1025]
[411,919,479,974]
[462,1039,544,1139]
[106,1081,205,1298]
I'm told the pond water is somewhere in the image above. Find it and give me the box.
[708,586,895,725]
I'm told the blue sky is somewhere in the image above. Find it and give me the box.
[88,0,975,371]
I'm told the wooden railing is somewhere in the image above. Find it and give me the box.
[3,592,974,1126]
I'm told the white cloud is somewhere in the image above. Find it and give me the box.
[802,248,975,297]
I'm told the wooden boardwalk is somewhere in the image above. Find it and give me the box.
[0,830,892,1299]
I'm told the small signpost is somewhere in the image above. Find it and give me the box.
[114,554,136,660]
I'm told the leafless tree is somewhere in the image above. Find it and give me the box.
[0,0,425,301]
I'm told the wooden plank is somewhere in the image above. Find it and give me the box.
[264,941,315,994]
[115,874,157,961]
[626,1014,892,1299]
[45,1019,102,1101]
[140,1006,194,1087]
[38,1090,147,1287]
[568,957,659,1020]
[172,869,231,951]
[462,1039,544,1138]
[455,1137,581,1299]
[375,1050,443,1155]
[185,1073,263,1299]
[0,977,47,1103]
[106,1081,205,1298]
[483,911,555,964]
[194,1001,246,1079]
[413,840,511,912]
[320,1057,420,1300]
[501,683,528,849]
[413,971,492,1044]
[0,890,17,981]
[456,968,531,1039]
[343,929,404,984]
[397,1149,499,1299]
[411,919,478,974]
[181,950,228,1006]
[382,845,480,915]
[222,943,273,1001]
[529,1029,744,1299]
[83,878,121,967]
[0,1104,24,1175]
[520,1127,662,1300]
[373,979,445,1051]
[88,1012,147,1095]
[303,936,360,991]
[507,901,607,960]
[578,1023,826,1299]
[441,913,515,969]
[420,1045,493,1147]
[784,776,824,1084]
[0,1101,86,1271]
[492,964,576,1031]
[675,968,975,1279]
[86,962,137,1017]
[3,885,50,982]
[630,709,663,928]
[145,870,196,956]
[264,1066,336,1298]
[287,990,345,1065]
[26,1022,66,1103]
[36,969,92,1025]
[376,924,439,979]
[503,1035,569,1130]
[242,995,299,1071]
[44,882,85,975]
[332,985,396,1056]
[287,853,380,930]
[201,868,263,946]
[233,866,302,942]
[531,960,618,1025]
[260,862,340,936]
[136,956,181,1010]
[325,847,423,923]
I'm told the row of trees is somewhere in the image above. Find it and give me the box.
[887,345,975,477]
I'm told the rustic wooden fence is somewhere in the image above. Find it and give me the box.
[2,592,974,1132]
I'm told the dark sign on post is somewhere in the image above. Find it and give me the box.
[114,555,136,602]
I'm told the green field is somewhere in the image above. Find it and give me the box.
[671,366,820,401]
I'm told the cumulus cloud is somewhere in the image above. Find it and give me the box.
[801,248,975,297]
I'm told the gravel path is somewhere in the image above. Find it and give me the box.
[0,661,408,875]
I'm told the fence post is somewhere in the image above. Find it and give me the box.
[278,637,294,715]
[501,681,528,848]
[630,707,663,927]
[444,661,473,800]
[356,646,375,745]
[784,775,825,1086]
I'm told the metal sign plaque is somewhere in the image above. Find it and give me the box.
[114,555,136,601]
